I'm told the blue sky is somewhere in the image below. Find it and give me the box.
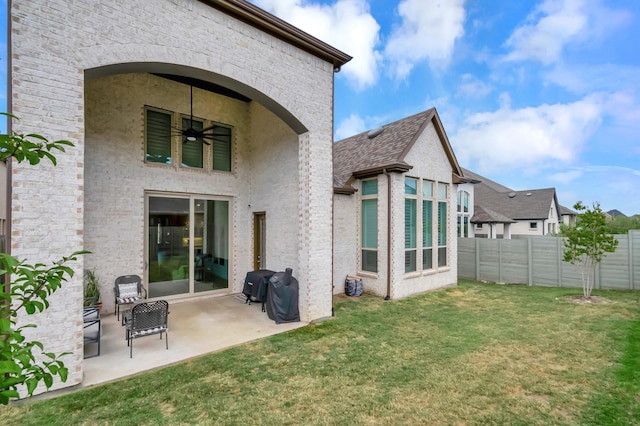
[2,0,639,215]
[251,0,640,215]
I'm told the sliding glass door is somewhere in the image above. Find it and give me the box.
[147,195,229,298]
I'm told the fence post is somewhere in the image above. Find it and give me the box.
[498,239,503,283]
[475,237,480,282]
[557,237,563,288]
[629,230,635,290]
[528,237,533,286]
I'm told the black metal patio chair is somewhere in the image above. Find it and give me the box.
[125,300,169,358]
[114,274,147,320]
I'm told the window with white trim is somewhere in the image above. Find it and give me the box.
[404,178,448,273]
[405,178,418,273]
[437,183,449,267]
[457,190,470,237]
[422,180,434,270]
[361,179,378,273]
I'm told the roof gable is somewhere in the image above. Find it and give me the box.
[333,108,462,191]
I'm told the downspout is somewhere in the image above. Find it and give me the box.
[384,169,391,300]
[5,0,12,259]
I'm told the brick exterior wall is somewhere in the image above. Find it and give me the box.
[333,120,458,300]
[10,0,336,395]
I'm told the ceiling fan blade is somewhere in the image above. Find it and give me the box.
[201,124,218,132]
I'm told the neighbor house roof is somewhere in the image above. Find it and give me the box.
[333,108,464,193]
[465,169,562,223]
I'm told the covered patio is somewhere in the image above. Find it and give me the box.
[82,294,306,388]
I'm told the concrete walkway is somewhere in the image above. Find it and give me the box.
[83,294,306,388]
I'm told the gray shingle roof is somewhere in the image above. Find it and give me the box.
[333,108,463,192]
[467,170,560,222]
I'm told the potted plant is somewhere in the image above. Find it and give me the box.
[84,269,102,310]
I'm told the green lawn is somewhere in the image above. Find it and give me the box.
[3,280,640,425]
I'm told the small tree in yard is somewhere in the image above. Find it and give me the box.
[561,201,619,299]
[0,112,86,404]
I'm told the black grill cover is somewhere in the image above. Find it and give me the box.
[242,270,275,303]
[265,268,300,324]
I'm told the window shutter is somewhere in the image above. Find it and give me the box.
[405,199,416,249]
[212,127,232,171]
[182,118,204,168]
[146,110,172,164]
[362,199,377,249]
[423,200,432,247]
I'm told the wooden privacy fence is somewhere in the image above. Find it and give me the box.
[458,230,640,290]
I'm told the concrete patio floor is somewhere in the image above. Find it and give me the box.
[82,294,306,388]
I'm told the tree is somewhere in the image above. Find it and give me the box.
[561,201,619,299]
[0,112,86,404]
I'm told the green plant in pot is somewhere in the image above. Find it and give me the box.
[84,269,101,308]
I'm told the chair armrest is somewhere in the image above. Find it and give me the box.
[141,286,148,299]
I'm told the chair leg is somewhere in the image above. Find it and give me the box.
[130,338,133,358]
[165,332,169,350]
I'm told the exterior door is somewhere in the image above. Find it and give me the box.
[253,212,266,270]
[147,195,229,298]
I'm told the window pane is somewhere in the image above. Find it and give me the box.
[423,248,433,269]
[463,217,469,238]
[422,180,433,197]
[463,191,469,213]
[405,198,416,249]
[362,199,378,249]
[146,110,172,164]
[182,118,204,168]
[438,201,447,246]
[422,200,432,248]
[438,182,448,199]
[405,178,417,195]
[212,126,232,171]
[362,250,378,273]
[362,179,378,196]
[438,247,447,267]
[405,250,416,273]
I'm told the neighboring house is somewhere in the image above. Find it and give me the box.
[333,109,469,299]
[461,169,567,238]
[8,0,350,395]
[560,205,578,227]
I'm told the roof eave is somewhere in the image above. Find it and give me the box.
[352,163,413,179]
[199,0,352,70]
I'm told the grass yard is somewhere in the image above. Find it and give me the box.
[3,280,640,425]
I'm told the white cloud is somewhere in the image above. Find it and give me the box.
[251,0,381,90]
[384,0,466,79]
[335,113,366,140]
[453,96,603,174]
[504,0,631,65]
[456,74,492,99]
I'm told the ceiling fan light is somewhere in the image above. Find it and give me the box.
[186,136,197,142]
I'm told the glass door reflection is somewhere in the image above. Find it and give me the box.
[148,195,229,298]
[194,199,229,292]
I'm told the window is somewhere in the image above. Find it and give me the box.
[146,109,172,164]
[145,106,233,172]
[361,179,378,272]
[181,117,204,169]
[422,181,433,270]
[530,222,538,229]
[437,183,448,267]
[457,190,470,237]
[211,126,232,172]
[405,178,417,272]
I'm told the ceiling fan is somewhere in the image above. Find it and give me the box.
[173,86,218,145]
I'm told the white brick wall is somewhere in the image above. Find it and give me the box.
[333,119,458,300]
[11,0,336,394]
